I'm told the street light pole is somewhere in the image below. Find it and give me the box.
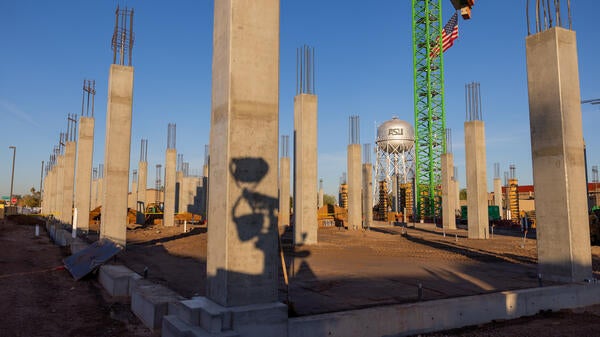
[9,146,16,206]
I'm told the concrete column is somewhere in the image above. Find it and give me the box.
[202,164,209,219]
[526,27,592,282]
[493,178,502,209]
[55,154,65,221]
[362,163,373,229]
[90,178,97,210]
[97,177,104,209]
[164,148,176,227]
[100,64,134,247]
[129,179,137,209]
[206,0,284,320]
[318,188,324,209]
[45,168,55,215]
[293,94,318,244]
[347,144,362,229]
[176,170,183,213]
[465,120,489,239]
[278,157,290,227]
[62,141,76,225]
[454,177,460,216]
[74,117,94,231]
[442,153,457,230]
[180,175,190,214]
[137,161,147,211]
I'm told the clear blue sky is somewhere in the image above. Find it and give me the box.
[1,1,599,199]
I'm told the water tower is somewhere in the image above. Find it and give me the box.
[374,117,415,220]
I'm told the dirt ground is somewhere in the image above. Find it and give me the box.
[4,215,600,336]
[0,216,156,337]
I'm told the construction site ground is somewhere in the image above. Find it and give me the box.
[4,215,600,336]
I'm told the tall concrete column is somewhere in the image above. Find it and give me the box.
[176,170,183,213]
[362,163,373,229]
[206,4,286,333]
[318,186,324,209]
[74,117,94,231]
[137,161,147,209]
[465,120,489,239]
[45,167,55,215]
[164,148,177,227]
[442,153,457,230]
[454,168,460,215]
[278,156,290,227]
[493,178,502,209]
[62,141,76,225]
[100,64,134,246]
[347,144,362,229]
[55,154,65,221]
[129,172,138,209]
[294,94,318,244]
[97,176,104,209]
[526,26,592,282]
[201,163,209,220]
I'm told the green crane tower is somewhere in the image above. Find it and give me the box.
[411,0,447,219]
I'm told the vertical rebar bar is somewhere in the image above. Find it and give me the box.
[167,123,176,149]
[494,163,500,179]
[281,135,289,158]
[349,115,360,145]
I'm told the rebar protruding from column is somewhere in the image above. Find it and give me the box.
[93,167,98,180]
[281,135,289,158]
[504,171,509,186]
[132,170,138,183]
[140,139,148,162]
[177,154,184,172]
[99,164,104,179]
[319,178,324,190]
[155,164,162,203]
[349,115,360,145]
[204,144,210,166]
[465,82,483,121]
[509,164,517,180]
[445,128,453,154]
[494,163,501,179]
[340,172,347,185]
[296,45,316,95]
[111,6,135,66]
[363,143,372,164]
[593,165,599,183]
[183,162,190,177]
[81,79,96,117]
[59,132,65,154]
[167,123,176,149]
[526,0,571,35]
[67,114,77,142]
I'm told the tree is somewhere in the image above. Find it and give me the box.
[323,194,336,206]
[20,187,41,208]
[459,188,467,201]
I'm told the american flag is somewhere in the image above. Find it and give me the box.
[430,12,459,58]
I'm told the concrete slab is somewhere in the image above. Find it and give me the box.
[99,264,141,297]
[131,279,185,330]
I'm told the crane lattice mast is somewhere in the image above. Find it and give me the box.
[412,0,447,219]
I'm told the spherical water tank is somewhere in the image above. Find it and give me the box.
[376,117,414,153]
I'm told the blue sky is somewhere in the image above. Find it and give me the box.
[1,1,599,199]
